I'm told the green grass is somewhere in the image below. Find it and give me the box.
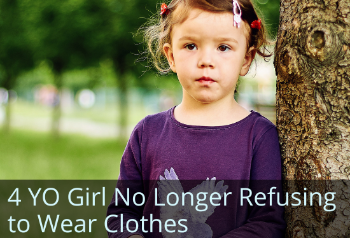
[0,129,126,179]
[12,99,152,125]
[12,100,52,118]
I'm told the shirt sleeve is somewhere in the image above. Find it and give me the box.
[106,119,146,238]
[220,125,286,237]
[251,126,282,180]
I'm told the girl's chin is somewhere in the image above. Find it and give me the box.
[185,91,232,105]
[191,94,234,105]
[192,96,218,104]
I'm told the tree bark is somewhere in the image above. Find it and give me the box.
[275,0,350,237]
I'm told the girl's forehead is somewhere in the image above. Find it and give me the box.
[171,8,249,41]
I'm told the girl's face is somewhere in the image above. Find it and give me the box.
[164,8,255,105]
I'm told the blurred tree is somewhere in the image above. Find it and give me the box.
[98,0,159,138]
[18,0,115,137]
[0,0,35,132]
[19,0,157,138]
[63,67,103,95]
[20,0,114,137]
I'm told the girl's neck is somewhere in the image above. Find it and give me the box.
[174,96,250,127]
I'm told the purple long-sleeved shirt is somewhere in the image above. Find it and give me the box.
[107,107,285,238]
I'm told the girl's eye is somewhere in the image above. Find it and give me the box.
[218,45,231,52]
[185,44,197,50]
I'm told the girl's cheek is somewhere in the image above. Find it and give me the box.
[180,48,195,56]
[177,51,195,61]
[220,50,236,58]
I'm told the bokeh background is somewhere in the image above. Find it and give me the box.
[0,0,280,179]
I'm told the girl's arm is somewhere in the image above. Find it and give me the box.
[106,119,146,238]
[221,126,286,238]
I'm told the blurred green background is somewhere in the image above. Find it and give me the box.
[0,0,280,179]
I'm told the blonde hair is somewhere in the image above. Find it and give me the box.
[143,0,273,73]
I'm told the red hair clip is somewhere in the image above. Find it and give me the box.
[251,19,262,30]
[160,3,169,15]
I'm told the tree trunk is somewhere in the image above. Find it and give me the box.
[51,72,63,138]
[2,75,16,133]
[116,73,128,140]
[2,91,12,133]
[275,0,350,237]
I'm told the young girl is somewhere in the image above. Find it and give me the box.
[107,0,285,237]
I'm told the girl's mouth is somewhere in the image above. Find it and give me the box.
[196,77,216,83]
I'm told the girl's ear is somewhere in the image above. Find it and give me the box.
[163,43,176,73]
[240,47,256,76]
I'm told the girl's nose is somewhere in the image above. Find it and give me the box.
[198,50,215,68]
